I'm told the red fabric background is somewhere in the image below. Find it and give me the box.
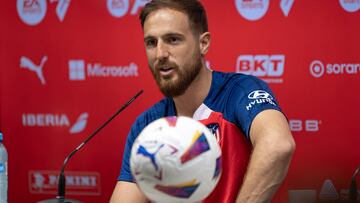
[1,0,359,202]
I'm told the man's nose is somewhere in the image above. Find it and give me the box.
[156,41,169,61]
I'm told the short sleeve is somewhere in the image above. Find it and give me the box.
[118,123,139,182]
[117,99,171,182]
[231,76,283,140]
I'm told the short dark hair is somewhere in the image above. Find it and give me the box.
[139,0,208,35]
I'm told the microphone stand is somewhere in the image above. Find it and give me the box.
[350,166,360,203]
[38,90,143,203]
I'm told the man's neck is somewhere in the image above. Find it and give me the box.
[173,67,212,117]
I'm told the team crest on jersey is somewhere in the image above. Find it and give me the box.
[206,123,221,143]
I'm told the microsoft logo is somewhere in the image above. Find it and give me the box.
[68,59,139,81]
[69,60,86,81]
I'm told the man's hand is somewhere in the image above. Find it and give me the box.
[109,181,147,203]
[236,109,295,203]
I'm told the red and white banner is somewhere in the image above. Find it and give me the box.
[1,0,359,202]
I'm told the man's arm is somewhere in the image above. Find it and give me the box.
[236,109,295,203]
[109,181,147,203]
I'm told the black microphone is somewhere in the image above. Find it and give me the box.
[350,166,360,203]
[39,90,143,203]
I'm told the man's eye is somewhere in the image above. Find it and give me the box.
[168,37,180,44]
[146,40,156,47]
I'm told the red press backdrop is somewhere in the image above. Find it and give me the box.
[0,0,359,202]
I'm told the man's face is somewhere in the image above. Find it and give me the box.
[143,8,202,97]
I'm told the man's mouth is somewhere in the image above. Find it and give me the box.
[158,66,175,77]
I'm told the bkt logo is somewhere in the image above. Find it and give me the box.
[246,90,276,111]
[289,119,321,132]
[22,112,89,134]
[17,0,71,26]
[309,60,360,78]
[339,0,360,13]
[69,59,139,81]
[29,170,101,195]
[235,0,295,21]
[107,0,149,18]
[236,55,285,83]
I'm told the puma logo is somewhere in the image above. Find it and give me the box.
[20,56,48,85]
[137,144,164,171]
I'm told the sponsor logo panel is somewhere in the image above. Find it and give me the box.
[107,0,150,18]
[20,56,48,85]
[22,112,89,134]
[69,60,86,81]
[309,60,360,78]
[309,60,325,78]
[29,170,101,195]
[235,0,294,21]
[17,0,71,26]
[69,59,139,81]
[235,0,270,21]
[289,119,321,132]
[339,0,360,13]
[280,0,295,17]
[236,54,285,84]
[54,0,72,21]
[17,0,47,26]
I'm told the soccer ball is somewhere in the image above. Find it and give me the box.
[130,116,222,203]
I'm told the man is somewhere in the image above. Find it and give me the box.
[110,0,295,202]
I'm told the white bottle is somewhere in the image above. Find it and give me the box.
[0,132,8,203]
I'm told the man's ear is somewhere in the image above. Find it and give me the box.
[199,32,211,56]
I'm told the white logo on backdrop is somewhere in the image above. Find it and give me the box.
[107,0,129,17]
[289,119,320,132]
[69,60,86,81]
[29,170,101,195]
[235,0,270,21]
[309,60,325,78]
[50,0,72,21]
[32,172,46,190]
[236,54,285,83]
[17,0,71,26]
[69,113,89,134]
[280,0,295,16]
[339,0,360,13]
[69,59,139,80]
[107,0,149,18]
[310,60,360,78]
[17,0,47,26]
[20,56,48,85]
[22,112,89,134]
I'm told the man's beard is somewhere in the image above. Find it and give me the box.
[150,54,202,98]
